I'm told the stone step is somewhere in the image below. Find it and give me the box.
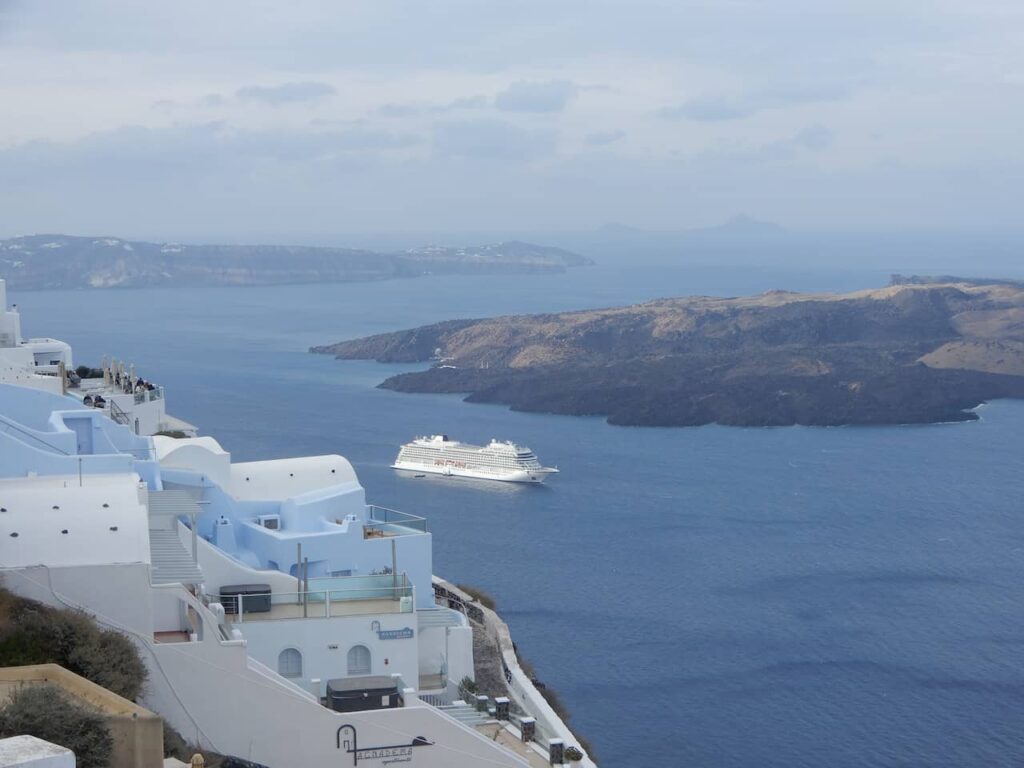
[149,530,203,585]
[438,704,491,727]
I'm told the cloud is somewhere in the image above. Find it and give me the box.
[790,124,833,151]
[661,82,852,122]
[585,130,625,146]
[235,81,336,105]
[0,122,417,189]
[660,99,755,122]
[432,119,557,161]
[376,95,487,118]
[3,0,1024,236]
[495,80,579,113]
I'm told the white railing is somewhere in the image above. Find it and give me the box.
[367,505,428,533]
[221,583,415,623]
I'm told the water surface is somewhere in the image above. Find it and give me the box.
[15,265,1024,767]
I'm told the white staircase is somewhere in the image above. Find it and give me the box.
[149,529,204,585]
[438,702,492,727]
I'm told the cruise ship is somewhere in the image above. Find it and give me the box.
[0,279,592,768]
[393,435,559,483]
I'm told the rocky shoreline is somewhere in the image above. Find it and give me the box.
[0,235,591,290]
[312,277,1024,428]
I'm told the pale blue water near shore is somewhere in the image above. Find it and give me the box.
[14,265,1024,767]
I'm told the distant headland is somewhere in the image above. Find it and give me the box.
[312,276,1024,428]
[0,234,592,290]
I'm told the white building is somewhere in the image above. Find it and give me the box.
[0,279,72,394]
[0,283,592,767]
[0,382,540,767]
[0,278,195,436]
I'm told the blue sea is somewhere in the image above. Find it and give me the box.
[15,266,1024,767]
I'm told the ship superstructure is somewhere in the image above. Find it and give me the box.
[394,435,558,483]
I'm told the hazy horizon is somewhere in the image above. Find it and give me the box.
[3,1,1023,246]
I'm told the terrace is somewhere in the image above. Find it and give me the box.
[362,505,428,538]
[217,573,415,623]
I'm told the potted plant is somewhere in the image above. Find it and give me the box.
[564,746,584,765]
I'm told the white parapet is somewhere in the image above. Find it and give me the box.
[433,576,599,767]
[0,735,75,768]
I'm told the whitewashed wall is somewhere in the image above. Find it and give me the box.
[237,611,421,697]
[146,635,530,768]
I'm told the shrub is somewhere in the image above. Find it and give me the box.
[68,624,148,701]
[457,675,478,701]
[0,589,147,700]
[0,686,112,768]
[455,583,496,610]
[565,745,584,761]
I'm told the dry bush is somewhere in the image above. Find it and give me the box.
[0,589,147,700]
[455,583,497,610]
[0,686,112,768]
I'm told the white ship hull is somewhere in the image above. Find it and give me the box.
[393,434,558,484]
[392,460,557,483]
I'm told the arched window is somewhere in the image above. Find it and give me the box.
[278,647,302,678]
[347,644,371,675]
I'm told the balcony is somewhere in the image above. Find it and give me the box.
[218,573,414,623]
[364,505,427,538]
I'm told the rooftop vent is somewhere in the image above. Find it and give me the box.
[256,515,280,531]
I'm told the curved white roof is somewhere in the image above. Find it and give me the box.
[152,434,226,461]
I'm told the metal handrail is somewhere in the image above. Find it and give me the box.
[0,413,71,456]
[108,400,130,425]
[219,581,414,623]
[367,505,428,532]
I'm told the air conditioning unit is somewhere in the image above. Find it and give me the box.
[399,596,413,612]
[256,514,280,530]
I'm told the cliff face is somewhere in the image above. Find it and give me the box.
[312,279,1024,427]
[0,235,591,290]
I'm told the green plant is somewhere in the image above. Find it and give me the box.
[457,675,478,701]
[455,583,496,610]
[565,745,584,761]
[0,686,112,768]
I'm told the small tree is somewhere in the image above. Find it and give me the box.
[0,686,113,768]
[457,675,478,701]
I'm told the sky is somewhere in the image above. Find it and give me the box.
[1,0,1022,242]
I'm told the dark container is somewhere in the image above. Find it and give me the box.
[326,676,402,713]
[219,584,272,614]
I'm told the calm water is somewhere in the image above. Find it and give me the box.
[15,266,1024,767]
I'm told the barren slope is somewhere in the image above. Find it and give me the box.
[312,277,1024,427]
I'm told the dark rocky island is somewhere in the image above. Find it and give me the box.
[312,277,1024,427]
[0,235,591,290]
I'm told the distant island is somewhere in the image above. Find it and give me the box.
[312,276,1024,427]
[0,235,592,290]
